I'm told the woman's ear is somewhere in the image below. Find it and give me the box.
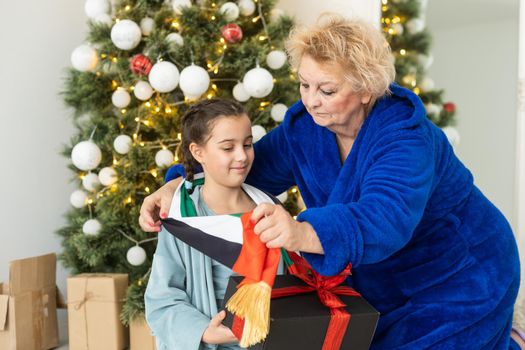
[189,142,204,164]
[361,93,372,105]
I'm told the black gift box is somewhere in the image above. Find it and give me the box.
[222,275,379,350]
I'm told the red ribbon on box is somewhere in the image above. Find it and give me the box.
[232,253,360,350]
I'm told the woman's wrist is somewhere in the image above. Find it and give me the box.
[299,221,324,254]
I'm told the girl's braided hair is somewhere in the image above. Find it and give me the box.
[179,99,247,182]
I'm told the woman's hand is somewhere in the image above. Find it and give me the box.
[138,178,181,232]
[251,203,324,254]
[202,310,238,345]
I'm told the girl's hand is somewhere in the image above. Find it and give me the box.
[202,310,238,345]
[251,203,324,254]
[138,178,181,232]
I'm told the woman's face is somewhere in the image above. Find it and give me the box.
[298,55,371,134]
[190,114,254,189]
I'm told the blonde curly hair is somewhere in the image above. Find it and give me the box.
[285,14,395,102]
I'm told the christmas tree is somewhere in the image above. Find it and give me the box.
[58,0,298,324]
[381,0,459,145]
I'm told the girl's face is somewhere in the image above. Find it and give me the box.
[190,114,254,189]
[298,55,371,134]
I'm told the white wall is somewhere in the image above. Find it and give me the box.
[0,0,86,343]
[427,19,519,228]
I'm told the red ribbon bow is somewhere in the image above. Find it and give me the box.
[271,252,361,350]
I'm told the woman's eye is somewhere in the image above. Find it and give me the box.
[300,83,309,89]
[321,90,335,96]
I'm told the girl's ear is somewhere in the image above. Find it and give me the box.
[189,142,204,164]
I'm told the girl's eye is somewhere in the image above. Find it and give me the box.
[244,143,253,149]
[300,83,309,89]
[222,147,233,151]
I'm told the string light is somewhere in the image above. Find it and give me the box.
[150,169,158,178]
[400,49,406,55]
[121,109,127,114]
[111,80,118,89]
[124,5,131,11]
[145,187,150,193]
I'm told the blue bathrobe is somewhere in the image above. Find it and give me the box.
[165,85,520,349]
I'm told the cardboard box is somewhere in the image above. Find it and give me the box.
[0,253,59,350]
[130,316,156,350]
[67,273,129,350]
[222,275,379,350]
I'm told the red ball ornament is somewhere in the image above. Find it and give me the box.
[443,102,456,113]
[130,54,152,76]
[221,23,243,44]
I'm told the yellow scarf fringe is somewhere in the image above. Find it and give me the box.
[225,280,272,347]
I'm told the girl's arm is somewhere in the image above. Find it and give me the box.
[145,230,212,350]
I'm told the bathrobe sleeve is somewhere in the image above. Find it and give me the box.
[246,124,296,195]
[145,230,211,350]
[298,131,435,276]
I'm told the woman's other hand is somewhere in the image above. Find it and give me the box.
[202,310,238,345]
[138,178,181,232]
[251,203,324,254]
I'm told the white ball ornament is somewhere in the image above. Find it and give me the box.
[172,0,192,15]
[155,149,174,167]
[134,81,154,100]
[419,77,435,92]
[71,45,99,72]
[406,18,425,34]
[93,13,113,26]
[251,125,266,143]
[391,23,404,35]
[148,61,180,93]
[417,54,434,70]
[276,191,288,203]
[82,173,101,191]
[270,103,287,122]
[84,0,110,19]
[111,19,142,50]
[140,17,155,36]
[238,0,255,16]
[98,167,118,186]
[442,126,460,148]
[166,33,184,46]
[269,8,284,23]
[425,103,442,117]
[70,190,88,208]
[266,50,287,70]
[243,66,274,98]
[112,87,131,108]
[71,140,102,171]
[83,219,102,236]
[179,64,210,99]
[113,135,132,154]
[220,2,240,21]
[232,82,250,102]
[127,246,147,266]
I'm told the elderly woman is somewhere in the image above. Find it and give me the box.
[140,15,521,349]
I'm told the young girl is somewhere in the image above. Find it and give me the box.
[145,99,280,350]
